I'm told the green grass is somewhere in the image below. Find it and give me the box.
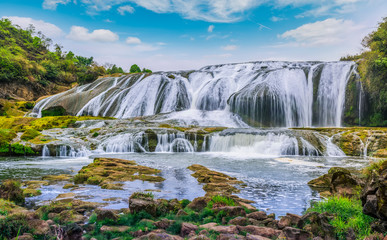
[207,195,235,208]
[308,196,375,239]
[131,192,155,199]
[363,159,387,177]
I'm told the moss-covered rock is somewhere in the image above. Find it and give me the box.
[20,129,41,141]
[74,158,164,189]
[0,180,25,205]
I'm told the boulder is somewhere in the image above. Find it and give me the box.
[210,225,239,234]
[213,206,246,218]
[245,234,271,240]
[246,211,267,221]
[216,234,245,240]
[28,219,50,235]
[278,213,302,229]
[279,227,313,240]
[298,212,335,239]
[187,197,209,212]
[330,170,362,196]
[228,217,249,226]
[181,222,198,236]
[135,231,183,240]
[154,219,175,229]
[129,198,157,216]
[63,223,83,240]
[100,225,130,233]
[236,226,281,238]
[94,208,119,221]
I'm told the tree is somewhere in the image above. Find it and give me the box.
[130,64,141,73]
[142,68,152,73]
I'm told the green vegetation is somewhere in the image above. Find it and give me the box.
[20,128,41,141]
[363,158,387,177]
[308,196,375,239]
[341,17,387,126]
[0,18,106,87]
[129,64,152,74]
[207,195,235,208]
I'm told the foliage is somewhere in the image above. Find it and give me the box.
[0,18,116,89]
[345,17,387,126]
[363,159,387,177]
[0,180,25,205]
[207,195,236,208]
[308,196,375,239]
[0,215,30,239]
[41,106,67,117]
[131,191,154,199]
[106,64,124,75]
[20,128,41,141]
[129,64,141,73]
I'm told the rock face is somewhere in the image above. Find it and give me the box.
[308,167,363,197]
[361,160,387,232]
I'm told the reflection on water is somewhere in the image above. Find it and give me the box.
[0,153,369,217]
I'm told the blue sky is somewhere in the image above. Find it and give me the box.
[1,0,387,71]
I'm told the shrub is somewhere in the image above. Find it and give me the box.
[207,195,235,208]
[308,196,375,239]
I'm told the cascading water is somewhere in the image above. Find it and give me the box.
[42,145,50,157]
[155,133,194,153]
[31,61,358,128]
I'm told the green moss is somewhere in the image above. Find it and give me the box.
[41,106,67,117]
[20,128,41,141]
[207,195,236,208]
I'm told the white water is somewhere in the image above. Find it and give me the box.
[42,145,50,157]
[32,61,357,128]
[155,133,194,153]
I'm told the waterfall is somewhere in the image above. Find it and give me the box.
[42,145,50,157]
[32,61,357,128]
[99,132,146,153]
[56,145,90,157]
[155,133,194,152]
[325,133,346,157]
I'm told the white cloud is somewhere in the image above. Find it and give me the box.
[126,36,141,44]
[42,0,71,10]
[67,26,119,42]
[118,5,134,15]
[270,16,283,22]
[208,25,215,33]
[222,45,238,51]
[280,18,362,46]
[2,16,64,38]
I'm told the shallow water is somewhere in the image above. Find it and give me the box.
[0,153,369,217]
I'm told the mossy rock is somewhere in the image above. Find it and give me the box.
[73,158,164,189]
[21,129,41,141]
[0,180,25,205]
[42,174,72,182]
[23,188,42,197]
[308,174,332,188]
[41,106,68,117]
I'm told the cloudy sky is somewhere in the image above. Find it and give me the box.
[1,0,386,71]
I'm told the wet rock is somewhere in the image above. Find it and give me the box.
[58,210,86,224]
[279,227,312,240]
[129,192,157,216]
[228,217,249,226]
[95,208,119,221]
[216,234,245,240]
[246,211,267,221]
[236,226,281,238]
[42,174,72,182]
[23,188,41,197]
[330,170,362,196]
[100,225,130,233]
[278,213,302,229]
[181,222,198,236]
[187,197,209,212]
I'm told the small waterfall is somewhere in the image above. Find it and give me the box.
[325,133,346,157]
[300,138,320,156]
[100,132,146,153]
[155,133,194,152]
[56,145,90,157]
[42,145,50,157]
[209,132,300,156]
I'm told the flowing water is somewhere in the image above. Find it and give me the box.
[0,153,369,217]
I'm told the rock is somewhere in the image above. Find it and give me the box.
[187,197,209,212]
[131,229,149,238]
[281,227,312,240]
[176,209,188,217]
[58,210,86,224]
[181,222,198,236]
[129,197,157,216]
[0,180,25,205]
[245,234,271,240]
[278,213,302,229]
[330,170,362,196]
[100,225,130,233]
[246,211,267,221]
[154,219,175,229]
[216,234,245,240]
[298,212,335,239]
[94,208,119,221]
[28,219,50,235]
[156,198,182,215]
[199,230,209,235]
[63,223,83,240]
[228,217,249,226]
[13,233,34,240]
[210,225,239,234]
[200,222,218,229]
[213,206,246,217]
[238,202,256,211]
[135,231,183,240]
[189,235,210,240]
[236,226,281,238]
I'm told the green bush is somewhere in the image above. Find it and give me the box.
[308,196,375,239]
[207,195,235,208]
